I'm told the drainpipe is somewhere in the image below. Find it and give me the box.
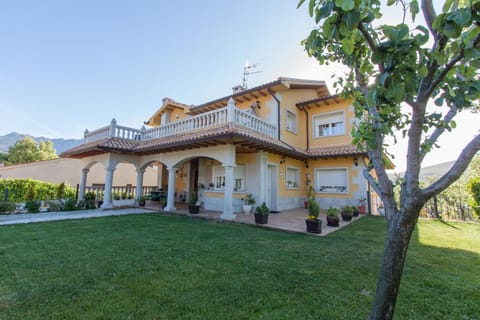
[267,88,281,140]
[301,106,310,151]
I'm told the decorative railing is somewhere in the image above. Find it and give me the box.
[83,98,277,143]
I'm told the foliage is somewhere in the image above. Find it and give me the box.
[327,206,340,217]
[63,198,78,211]
[84,192,96,201]
[341,206,354,215]
[0,201,16,214]
[189,191,198,206]
[299,0,480,317]
[4,136,57,165]
[24,185,36,201]
[56,182,66,199]
[307,198,320,220]
[255,202,270,215]
[25,200,41,213]
[0,178,76,203]
[243,193,256,205]
[467,176,480,216]
[1,216,478,319]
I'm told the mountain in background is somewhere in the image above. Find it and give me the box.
[389,161,456,181]
[0,132,82,155]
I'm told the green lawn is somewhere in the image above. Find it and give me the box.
[0,214,478,319]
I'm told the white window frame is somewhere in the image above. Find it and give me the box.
[312,111,345,138]
[286,166,300,189]
[212,164,246,192]
[286,109,298,134]
[314,167,349,194]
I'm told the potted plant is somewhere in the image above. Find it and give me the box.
[351,205,359,217]
[242,193,255,214]
[341,206,353,221]
[326,206,340,227]
[254,202,270,224]
[304,185,315,208]
[358,198,367,214]
[138,195,146,207]
[189,191,200,214]
[305,198,322,233]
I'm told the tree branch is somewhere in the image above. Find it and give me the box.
[357,23,385,74]
[423,133,480,198]
[421,52,464,101]
[419,105,458,163]
[421,0,437,38]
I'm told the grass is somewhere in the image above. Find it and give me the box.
[0,214,478,319]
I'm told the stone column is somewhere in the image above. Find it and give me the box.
[101,167,115,209]
[78,168,89,201]
[135,168,145,202]
[220,164,236,220]
[165,167,177,211]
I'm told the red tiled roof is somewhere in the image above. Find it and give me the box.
[62,127,366,160]
[308,144,366,158]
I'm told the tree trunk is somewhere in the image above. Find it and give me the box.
[369,213,418,320]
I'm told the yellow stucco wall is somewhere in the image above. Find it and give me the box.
[308,100,354,148]
[278,89,320,149]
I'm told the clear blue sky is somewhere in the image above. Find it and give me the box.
[0,1,478,171]
[0,0,325,138]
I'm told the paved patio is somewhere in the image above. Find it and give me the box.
[145,202,365,236]
[0,203,365,236]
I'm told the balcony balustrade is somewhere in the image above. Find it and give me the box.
[83,98,277,144]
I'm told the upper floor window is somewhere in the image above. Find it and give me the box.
[314,168,348,194]
[313,111,345,137]
[286,110,297,133]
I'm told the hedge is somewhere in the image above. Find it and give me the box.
[0,179,76,203]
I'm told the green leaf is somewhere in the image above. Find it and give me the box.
[342,38,354,54]
[387,0,396,5]
[309,0,315,17]
[297,0,306,9]
[441,21,462,38]
[443,0,455,12]
[335,0,354,11]
[418,66,428,77]
[343,10,361,30]
[409,0,419,20]
[447,9,472,27]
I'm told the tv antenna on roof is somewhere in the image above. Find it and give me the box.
[242,61,262,89]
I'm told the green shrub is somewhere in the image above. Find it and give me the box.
[63,198,77,211]
[0,201,16,214]
[0,179,76,202]
[467,177,480,217]
[84,192,96,201]
[56,182,66,199]
[25,200,41,213]
[24,186,36,201]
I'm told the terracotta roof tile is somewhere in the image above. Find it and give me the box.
[62,127,365,160]
[308,144,366,158]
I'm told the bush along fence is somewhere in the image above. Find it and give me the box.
[0,178,157,214]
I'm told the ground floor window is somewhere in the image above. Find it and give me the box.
[314,168,348,193]
[286,166,300,189]
[212,165,246,192]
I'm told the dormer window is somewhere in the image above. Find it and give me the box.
[313,111,345,137]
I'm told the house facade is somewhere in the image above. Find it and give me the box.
[62,77,370,220]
